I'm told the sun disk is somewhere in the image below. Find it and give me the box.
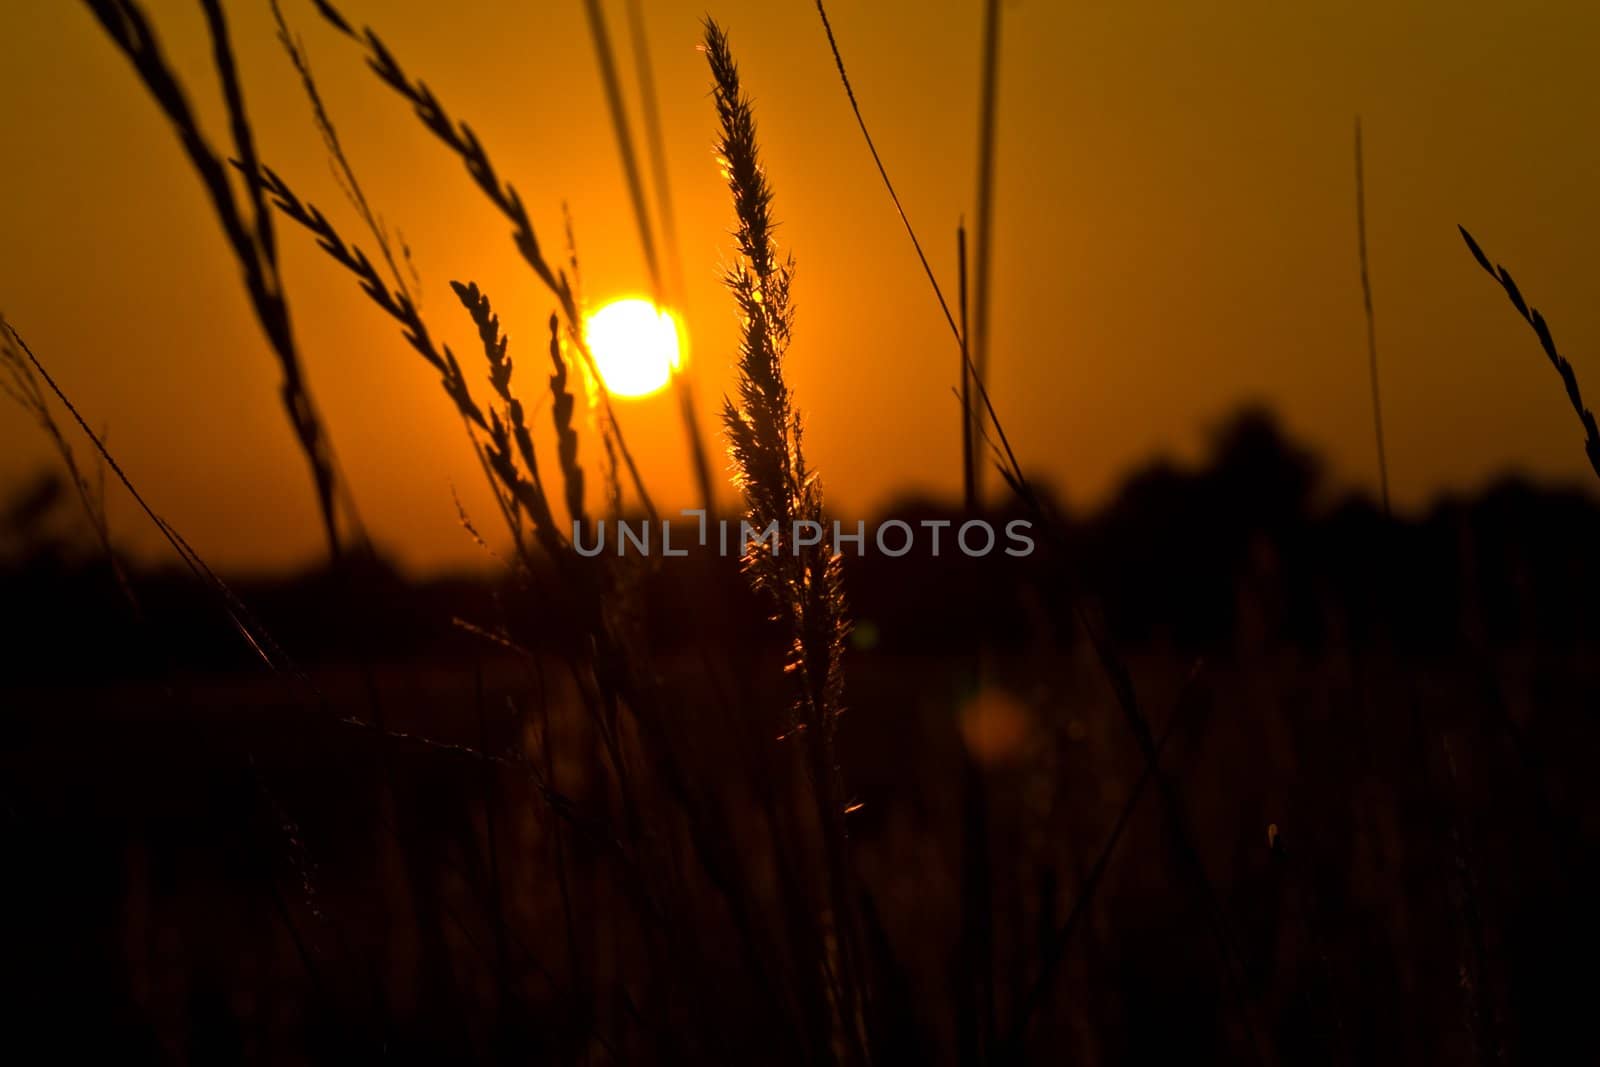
[585,299,680,399]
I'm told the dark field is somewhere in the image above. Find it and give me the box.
[6,415,1600,1063]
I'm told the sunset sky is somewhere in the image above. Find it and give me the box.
[3,0,1598,572]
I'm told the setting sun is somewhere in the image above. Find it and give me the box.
[584,298,680,399]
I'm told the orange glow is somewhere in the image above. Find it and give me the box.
[959,687,1032,767]
[585,299,680,399]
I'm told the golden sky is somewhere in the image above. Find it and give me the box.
[3,0,1598,572]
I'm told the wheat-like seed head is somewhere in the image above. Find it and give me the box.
[547,313,588,529]
[450,281,570,556]
[83,0,346,556]
[244,163,488,432]
[1460,226,1600,481]
[704,18,848,737]
[312,0,658,523]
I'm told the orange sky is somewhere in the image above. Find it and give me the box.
[3,0,1599,573]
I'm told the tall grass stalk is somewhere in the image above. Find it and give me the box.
[811,11,1265,1054]
[622,0,689,310]
[969,0,1002,503]
[812,0,1025,501]
[704,19,869,1062]
[580,0,717,516]
[1,314,137,615]
[813,0,960,343]
[953,219,995,1060]
[269,0,415,303]
[580,0,662,305]
[3,320,301,681]
[1355,118,1392,515]
[81,0,351,558]
[959,222,976,509]
[560,202,627,519]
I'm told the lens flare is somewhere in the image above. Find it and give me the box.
[584,299,680,399]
